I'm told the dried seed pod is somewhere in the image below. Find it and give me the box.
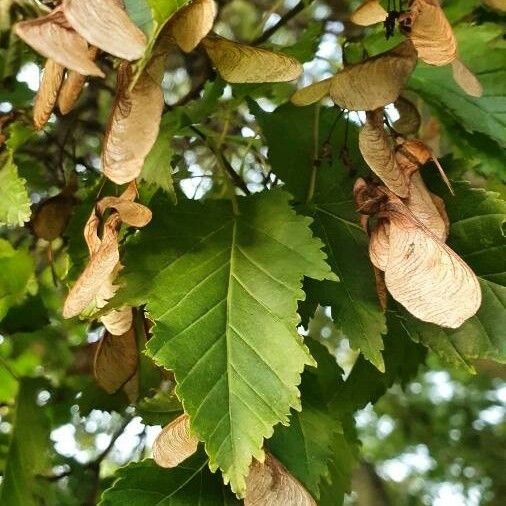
[359,109,409,197]
[94,326,138,393]
[96,196,152,228]
[171,0,217,53]
[102,63,164,184]
[369,219,390,271]
[15,7,104,77]
[201,35,303,83]
[101,307,133,336]
[451,59,483,98]
[32,189,74,240]
[383,205,481,328]
[392,96,421,135]
[33,59,64,130]
[245,453,316,506]
[63,0,147,60]
[291,78,332,107]
[329,40,417,111]
[153,414,199,468]
[404,0,457,66]
[58,46,99,115]
[350,0,388,26]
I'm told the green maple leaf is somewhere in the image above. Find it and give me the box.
[116,189,334,494]
[0,153,31,227]
[99,452,240,505]
[252,102,387,371]
[402,179,506,370]
[409,23,506,147]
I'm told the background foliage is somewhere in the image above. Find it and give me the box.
[0,0,505,505]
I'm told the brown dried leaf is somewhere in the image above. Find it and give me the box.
[94,327,138,393]
[122,369,140,403]
[369,219,390,271]
[15,7,104,77]
[171,0,217,53]
[451,59,483,98]
[97,197,152,228]
[102,64,164,184]
[350,0,388,26]
[359,109,409,197]
[383,204,481,328]
[153,414,199,468]
[329,40,417,111]
[63,0,147,60]
[201,35,303,83]
[406,0,457,66]
[291,78,332,106]
[58,46,99,115]
[245,453,316,506]
[63,212,121,318]
[392,96,421,135]
[33,59,64,130]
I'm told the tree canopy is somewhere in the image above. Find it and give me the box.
[0,1,505,505]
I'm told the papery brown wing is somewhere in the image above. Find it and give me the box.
[404,172,448,240]
[97,197,152,227]
[291,78,332,106]
[58,46,99,115]
[63,214,121,318]
[393,96,421,135]
[15,7,104,77]
[430,191,450,238]
[359,109,409,197]
[33,59,64,130]
[451,59,483,97]
[245,453,316,506]
[329,40,417,111]
[408,0,457,66]
[484,0,506,10]
[94,327,138,393]
[350,0,388,26]
[201,35,303,83]
[171,0,216,52]
[102,64,164,185]
[32,191,74,240]
[63,0,146,60]
[153,414,199,468]
[369,219,390,271]
[101,307,133,336]
[384,210,481,328]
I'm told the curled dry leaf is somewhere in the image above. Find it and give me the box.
[63,211,121,318]
[97,197,152,228]
[102,63,164,185]
[291,78,332,107]
[383,205,481,328]
[392,96,421,135]
[404,0,457,66]
[350,0,388,26]
[245,453,316,506]
[58,46,100,115]
[359,109,409,197]
[451,59,483,98]
[15,7,104,77]
[329,41,417,111]
[153,414,199,468]
[201,35,303,83]
[33,59,64,130]
[94,327,138,393]
[171,0,217,53]
[63,0,147,61]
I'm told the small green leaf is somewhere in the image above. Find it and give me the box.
[0,154,31,227]
[0,378,51,506]
[99,453,240,505]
